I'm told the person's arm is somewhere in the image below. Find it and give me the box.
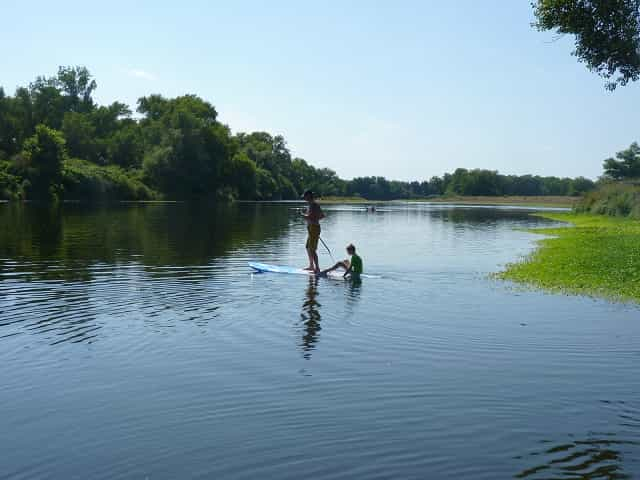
[343,263,353,278]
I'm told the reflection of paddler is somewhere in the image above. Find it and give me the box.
[300,276,321,359]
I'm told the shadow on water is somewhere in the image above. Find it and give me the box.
[513,401,640,479]
[0,202,293,345]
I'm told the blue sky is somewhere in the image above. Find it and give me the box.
[2,0,639,180]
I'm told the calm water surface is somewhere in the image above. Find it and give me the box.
[1,203,639,479]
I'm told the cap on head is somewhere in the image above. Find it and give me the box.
[302,190,314,199]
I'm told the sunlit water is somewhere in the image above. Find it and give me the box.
[1,203,639,480]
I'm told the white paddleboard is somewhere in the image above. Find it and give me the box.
[248,262,378,279]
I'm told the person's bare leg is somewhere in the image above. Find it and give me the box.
[321,261,347,275]
[304,248,314,270]
[312,250,320,274]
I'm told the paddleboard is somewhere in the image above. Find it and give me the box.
[248,262,379,279]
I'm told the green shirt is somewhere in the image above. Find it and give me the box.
[350,254,363,275]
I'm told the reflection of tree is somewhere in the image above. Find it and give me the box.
[514,435,636,479]
[0,203,295,345]
[0,203,292,281]
[300,276,321,360]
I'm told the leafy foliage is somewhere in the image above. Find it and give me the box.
[341,170,594,200]
[20,124,67,199]
[139,94,233,198]
[603,142,640,179]
[63,158,155,201]
[533,0,640,89]
[0,66,598,202]
[0,161,25,200]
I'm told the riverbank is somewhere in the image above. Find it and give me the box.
[318,195,577,207]
[499,213,640,302]
[412,195,577,208]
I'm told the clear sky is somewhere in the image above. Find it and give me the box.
[2,0,639,180]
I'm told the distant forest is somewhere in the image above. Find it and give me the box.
[0,66,596,202]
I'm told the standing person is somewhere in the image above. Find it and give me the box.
[301,190,324,274]
[322,244,363,279]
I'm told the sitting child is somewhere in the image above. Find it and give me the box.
[321,243,363,278]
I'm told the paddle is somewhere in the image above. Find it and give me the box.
[319,237,336,264]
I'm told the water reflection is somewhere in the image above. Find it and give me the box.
[514,401,640,479]
[300,276,322,359]
[345,277,362,316]
[514,437,635,479]
[0,202,293,281]
[0,203,294,345]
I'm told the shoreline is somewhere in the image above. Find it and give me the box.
[239,195,578,208]
[499,213,640,303]
[1,196,576,209]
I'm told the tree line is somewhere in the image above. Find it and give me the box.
[1,66,597,202]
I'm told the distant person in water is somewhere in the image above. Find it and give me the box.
[301,190,324,274]
[322,243,363,279]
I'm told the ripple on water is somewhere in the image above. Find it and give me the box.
[513,401,640,479]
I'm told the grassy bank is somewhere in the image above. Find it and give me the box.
[499,213,640,302]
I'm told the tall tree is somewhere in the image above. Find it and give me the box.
[603,142,640,179]
[140,94,232,198]
[55,66,97,112]
[20,125,66,199]
[533,0,640,89]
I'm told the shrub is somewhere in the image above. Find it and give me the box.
[62,158,157,201]
[0,161,25,200]
[576,182,640,219]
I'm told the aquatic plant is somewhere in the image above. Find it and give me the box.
[500,213,640,302]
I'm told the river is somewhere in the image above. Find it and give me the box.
[1,202,638,479]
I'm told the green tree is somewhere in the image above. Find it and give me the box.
[140,95,232,198]
[107,121,144,168]
[55,66,97,113]
[29,84,65,129]
[229,152,258,199]
[8,88,36,151]
[91,102,131,138]
[603,142,640,179]
[533,0,640,89]
[20,124,66,199]
[569,176,596,195]
[256,168,277,199]
[235,132,297,199]
[62,112,98,161]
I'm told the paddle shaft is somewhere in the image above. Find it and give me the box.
[319,237,336,263]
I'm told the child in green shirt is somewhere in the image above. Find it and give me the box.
[321,243,363,278]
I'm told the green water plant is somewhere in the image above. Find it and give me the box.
[500,213,640,302]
